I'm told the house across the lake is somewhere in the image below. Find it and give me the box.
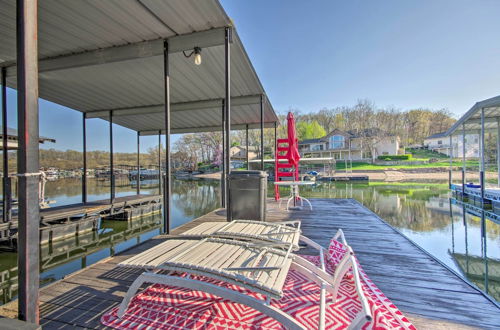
[229,146,259,169]
[423,132,479,157]
[230,146,258,162]
[299,128,399,160]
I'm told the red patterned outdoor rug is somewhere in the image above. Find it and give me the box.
[102,260,415,328]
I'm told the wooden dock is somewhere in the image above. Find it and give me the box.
[0,198,499,329]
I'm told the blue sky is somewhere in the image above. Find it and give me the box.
[4,0,500,152]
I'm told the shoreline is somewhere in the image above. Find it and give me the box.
[193,169,494,182]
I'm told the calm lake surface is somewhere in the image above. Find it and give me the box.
[0,177,498,304]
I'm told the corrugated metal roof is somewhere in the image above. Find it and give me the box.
[0,0,278,134]
[446,95,500,136]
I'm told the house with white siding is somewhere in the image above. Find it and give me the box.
[423,132,479,157]
[298,129,399,160]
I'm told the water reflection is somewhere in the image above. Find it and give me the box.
[448,200,500,301]
[286,181,500,302]
[0,214,162,304]
[1,179,499,305]
[0,178,221,305]
[172,179,221,223]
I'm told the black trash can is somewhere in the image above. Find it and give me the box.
[228,170,268,221]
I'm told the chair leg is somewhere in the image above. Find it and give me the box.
[118,272,306,330]
[286,196,294,210]
[300,196,313,210]
[117,272,150,318]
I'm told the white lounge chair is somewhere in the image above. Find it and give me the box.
[178,219,302,250]
[116,233,371,330]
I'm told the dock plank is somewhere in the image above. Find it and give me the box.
[1,198,499,329]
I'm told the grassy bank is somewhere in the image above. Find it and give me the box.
[334,160,479,171]
[333,148,480,171]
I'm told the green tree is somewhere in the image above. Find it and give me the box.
[296,121,326,140]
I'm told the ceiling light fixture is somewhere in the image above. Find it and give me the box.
[183,47,202,65]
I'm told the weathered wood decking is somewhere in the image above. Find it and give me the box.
[1,198,499,329]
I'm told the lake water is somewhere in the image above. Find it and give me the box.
[0,177,498,304]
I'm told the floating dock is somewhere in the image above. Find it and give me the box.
[0,198,499,329]
[451,183,500,209]
[0,194,162,247]
[318,175,369,181]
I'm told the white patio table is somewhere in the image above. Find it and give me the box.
[274,181,315,211]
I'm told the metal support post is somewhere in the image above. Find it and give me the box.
[260,95,264,171]
[348,140,352,174]
[1,67,11,223]
[274,121,277,168]
[158,131,161,195]
[16,0,40,322]
[109,110,115,202]
[462,124,466,197]
[497,118,500,187]
[82,113,87,203]
[246,124,249,170]
[163,40,171,234]
[224,27,232,221]
[221,100,226,207]
[136,132,140,195]
[449,135,453,188]
[480,109,485,206]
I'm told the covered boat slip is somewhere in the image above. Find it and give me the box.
[0,198,498,329]
[446,95,500,198]
[0,0,278,321]
[0,0,278,212]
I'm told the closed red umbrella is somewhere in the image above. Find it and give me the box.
[287,112,300,178]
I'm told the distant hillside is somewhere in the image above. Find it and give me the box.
[6,148,160,171]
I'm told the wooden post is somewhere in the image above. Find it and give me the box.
[16,0,40,323]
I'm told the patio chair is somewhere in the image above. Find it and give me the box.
[114,235,372,330]
[178,219,302,250]
[300,232,416,330]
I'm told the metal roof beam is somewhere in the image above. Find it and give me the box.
[445,95,500,136]
[85,94,262,119]
[4,27,226,77]
[460,117,500,125]
[447,116,500,136]
[140,122,277,135]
